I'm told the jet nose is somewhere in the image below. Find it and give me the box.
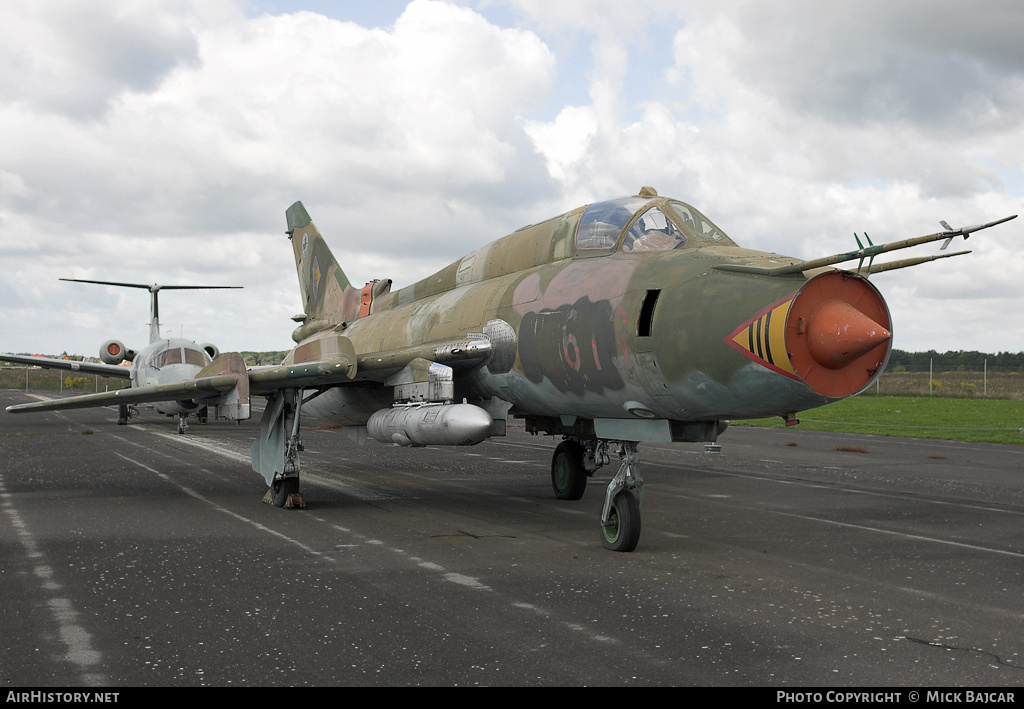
[805,299,892,370]
[786,271,892,397]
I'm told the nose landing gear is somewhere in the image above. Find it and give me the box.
[550,437,644,552]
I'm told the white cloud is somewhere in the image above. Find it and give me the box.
[509,0,1024,352]
[0,0,1021,359]
[0,1,224,118]
[0,1,559,354]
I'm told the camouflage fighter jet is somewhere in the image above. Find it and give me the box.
[5,189,1015,551]
[243,188,1014,551]
[3,280,247,433]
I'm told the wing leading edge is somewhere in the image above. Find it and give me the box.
[0,353,132,379]
[6,352,250,421]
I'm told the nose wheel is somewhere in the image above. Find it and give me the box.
[599,441,643,552]
[601,489,641,552]
[550,437,644,552]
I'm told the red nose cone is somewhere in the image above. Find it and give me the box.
[786,271,892,398]
[806,299,892,369]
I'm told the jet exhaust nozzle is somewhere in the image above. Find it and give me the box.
[100,339,134,365]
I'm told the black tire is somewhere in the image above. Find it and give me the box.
[601,491,641,552]
[551,440,587,500]
[271,476,299,507]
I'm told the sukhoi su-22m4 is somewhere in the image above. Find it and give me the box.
[246,187,1015,551]
[7,187,1015,551]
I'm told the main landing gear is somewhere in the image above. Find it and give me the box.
[270,408,304,508]
[550,438,644,552]
[255,388,306,509]
[270,470,300,507]
[117,403,137,426]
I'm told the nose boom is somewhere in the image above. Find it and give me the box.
[786,271,892,397]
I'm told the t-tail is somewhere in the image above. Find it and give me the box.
[286,201,389,342]
[59,279,242,344]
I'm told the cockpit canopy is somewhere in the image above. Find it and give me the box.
[143,343,210,370]
[576,196,734,252]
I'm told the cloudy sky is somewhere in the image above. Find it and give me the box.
[1,0,1022,360]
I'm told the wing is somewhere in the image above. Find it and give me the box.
[246,331,496,396]
[6,376,236,413]
[248,334,359,395]
[245,332,498,484]
[6,352,249,418]
[0,353,132,379]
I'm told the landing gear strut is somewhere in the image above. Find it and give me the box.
[117,403,138,425]
[272,399,303,507]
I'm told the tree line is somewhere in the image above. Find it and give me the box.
[888,350,1024,371]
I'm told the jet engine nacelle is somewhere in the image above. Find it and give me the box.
[367,403,492,447]
[100,339,135,365]
[201,343,220,361]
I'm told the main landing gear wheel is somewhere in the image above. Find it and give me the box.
[551,440,587,500]
[271,475,299,508]
[601,490,641,552]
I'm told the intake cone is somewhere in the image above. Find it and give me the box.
[786,271,892,398]
[806,300,892,369]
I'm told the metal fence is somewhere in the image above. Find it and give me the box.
[0,366,131,393]
[865,362,1022,398]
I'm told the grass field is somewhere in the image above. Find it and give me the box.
[733,396,1024,445]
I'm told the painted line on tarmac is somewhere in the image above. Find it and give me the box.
[112,452,326,558]
[0,476,107,686]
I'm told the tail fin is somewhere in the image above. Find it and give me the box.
[286,202,361,339]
